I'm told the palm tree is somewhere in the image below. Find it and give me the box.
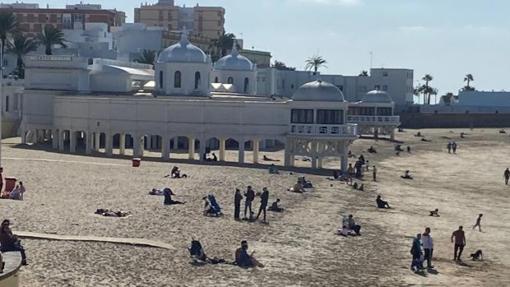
[305,55,327,75]
[8,34,38,78]
[422,74,433,105]
[358,70,369,77]
[37,26,67,55]
[0,12,17,64]
[464,74,475,91]
[134,49,156,66]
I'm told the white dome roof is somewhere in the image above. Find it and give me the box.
[362,90,393,103]
[292,80,345,102]
[214,45,255,71]
[157,32,208,63]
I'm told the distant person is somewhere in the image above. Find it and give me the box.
[372,166,377,182]
[255,187,269,223]
[163,188,185,205]
[243,186,255,220]
[470,250,483,261]
[235,240,264,268]
[212,153,218,162]
[169,166,187,178]
[376,195,391,209]
[401,170,413,180]
[410,233,423,272]
[268,164,279,174]
[504,168,510,185]
[451,226,466,261]
[452,142,458,153]
[429,209,440,217]
[407,146,411,153]
[368,146,377,153]
[234,189,243,220]
[346,215,361,235]
[347,164,355,177]
[0,219,27,265]
[422,227,434,269]
[447,142,452,153]
[268,199,284,212]
[472,214,483,232]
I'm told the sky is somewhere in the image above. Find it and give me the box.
[36,0,510,97]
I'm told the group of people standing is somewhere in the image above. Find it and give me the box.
[234,186,270,223]
[447,141,458,153]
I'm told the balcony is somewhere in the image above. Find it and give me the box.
[347,115,400,125]
[289,123,358,138]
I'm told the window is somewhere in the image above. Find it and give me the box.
[244,78,249,93]
[376,107,392,116]
[227,77,234,84]
[383,72,388,77]
[317,110,343,124]
[174,71,181,88]
[291,109,314,124]
[5,96,9,112]
[194,72,201,89]
[374,85,380,90]
[214,77,219,83]
[348,107,375,116]
[159,71,164,89]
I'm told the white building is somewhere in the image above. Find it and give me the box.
[421,90,510,114]
[19,33,400,171]
[113,23,164,62]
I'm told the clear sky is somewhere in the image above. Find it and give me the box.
[35,0,510,96]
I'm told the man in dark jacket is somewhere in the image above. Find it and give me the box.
[410,233,423,272]
[234,189,243,220]
[255,187,269,222]
[244,186,255,220]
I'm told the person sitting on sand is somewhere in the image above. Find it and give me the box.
[163,188,185,205]
[268,199,284,212]
[337,225,357,236]
[189,239,225,265]
[268,164,279,174]
[9,185,22,200]
[429,209,440,217]
[169,166,187,178]
[298,177,313,189]
[207,194,222,216]
[346,215,361,235]
[235,240,264,268]
[0,219,27,265]
[149,188,165,196]
[401,170,413,180]
[376,195,391,209]
[289,182,305,193]
[368,146,377,154]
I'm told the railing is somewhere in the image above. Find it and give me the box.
[289,123,358,137]
[347,115,400,124]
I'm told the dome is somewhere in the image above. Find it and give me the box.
[157,32,207,63]
[214,44,255,71]
[292,80,345,102]
[362,90,393,103]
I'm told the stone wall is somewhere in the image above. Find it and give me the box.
[399,113,510,129]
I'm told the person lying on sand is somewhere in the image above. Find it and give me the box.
[401,170,413,180]
[368,146,377,153]
[235,240,264,268]
[268,199,284,212]
[429,209,440,217]
[263,155,279,162]
[352,182,364,191]
[95,209,130,217]
[376,195,391,209]
[149,188,165,196]
[414,132,423,137]
[189,239,225,265]
[421,138,431,142]
[163,188,185,205]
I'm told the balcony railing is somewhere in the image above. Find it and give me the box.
[289,123,358,138]
[347,115,400,125]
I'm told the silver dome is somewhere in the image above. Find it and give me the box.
[214,45,255,71]
[157,32,207,64]
[292,80,345,102]
[362,90,393,103]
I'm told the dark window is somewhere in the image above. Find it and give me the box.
[291,109,314,124]
[348,107,376,116]
[376,107,392,116]
[244,78,249,93]
[375,85,380,90]
[317,110,343,124]
[227,77,234,84]
[5,96,9,112]
[194,72,201,89]
[159,71,164,89]
[214,77,219,83]
[174,71,181,88]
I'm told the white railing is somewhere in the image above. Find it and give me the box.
[347,115,400,124]
[289,123,358,137]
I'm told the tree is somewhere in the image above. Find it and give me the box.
[208,33,237,62]
[463,74,475,91]
[305,55,327,75]
[358,70,369,77]
[0,11,17,67]
[415,74,437,105]
[272,60,295,71]
[37,25,67,55]
[8,33,38,78]
[134,49,156,66]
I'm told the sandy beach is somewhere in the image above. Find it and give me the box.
[1,128,509,286]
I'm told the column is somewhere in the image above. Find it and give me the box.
[312,157,317,169]
[219,138,226,161]
[52,129,59,149]
[140,136,145,157]
[58,131,65,151]
[284,138,293,167]
[119,133,126,155]
[94,132,100,151]
[390,129,395,141]
[188,137,195,160]
[318,157,323,169]
[340,145,348,174]
[133,134,142,158]
[147,135,153,151]
[35,129,40,144]
[161,136,170,160]
[69,131,76,153]
[20,127,27,144]
[105,132,113,157]
[85,131,92,155]
[252,139,260,164]
[238,140,245,164]
[199,139,207,162]
[311,141,318,169]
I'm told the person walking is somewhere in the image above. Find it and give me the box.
[452,142,458,153]
[472,214,483,232]
[372,166,377,182]
[234,189,243,220]
[422,227,434,269]
[243,186,255,220]
[410,233,423,272]
[504,168,510,185]
[255,187,269,223]
[451,226,466,261]
[447,142,452,153]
